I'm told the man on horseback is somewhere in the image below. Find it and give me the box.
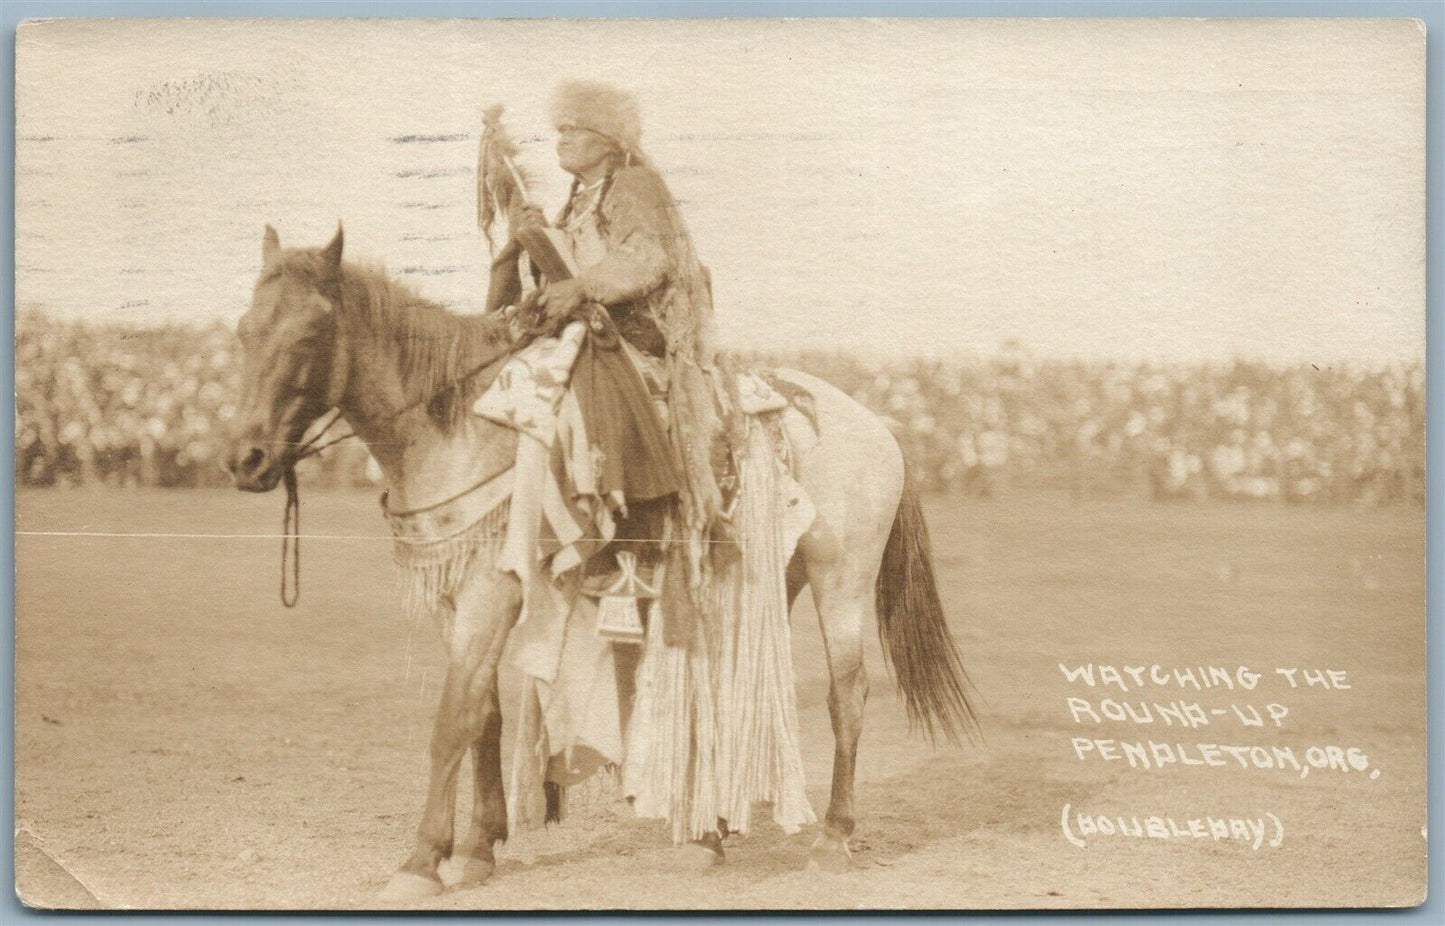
[534,81,699,364]
[486,81,731,631]
[229,87,975,886]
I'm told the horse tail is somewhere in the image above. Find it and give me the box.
[875,455,981,746]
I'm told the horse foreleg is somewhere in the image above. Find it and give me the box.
[380,665,474,900]
[454,680,506,888]
[381,575,522,902]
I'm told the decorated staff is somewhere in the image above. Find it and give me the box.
[478,105,579,310]
[477,104,554,314]
[476,103,531,255]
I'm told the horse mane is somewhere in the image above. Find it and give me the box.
[287,250,511,430]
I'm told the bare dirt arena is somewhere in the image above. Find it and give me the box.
[15,488,1426,910]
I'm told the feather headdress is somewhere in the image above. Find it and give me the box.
[476,104,532,256]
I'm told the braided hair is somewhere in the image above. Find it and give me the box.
[557,150,628,233]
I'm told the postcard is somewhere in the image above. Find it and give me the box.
[13,16,1426,910]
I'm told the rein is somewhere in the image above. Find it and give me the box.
[274,310,518,609]
[277,407,349,608]
[379,464,512,520]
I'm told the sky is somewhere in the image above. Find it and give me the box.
[14,17,1426,361]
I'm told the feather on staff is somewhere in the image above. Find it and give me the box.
[476,104,533,256]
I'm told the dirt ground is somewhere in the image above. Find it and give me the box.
[14,488,1427,910]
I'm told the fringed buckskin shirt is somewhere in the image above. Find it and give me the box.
[562,165,716,366]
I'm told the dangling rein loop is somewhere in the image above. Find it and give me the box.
[281,466,301,608]
[275,408,345,608]
[267,315,508,608]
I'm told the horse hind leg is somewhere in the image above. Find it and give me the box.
[806,576,871,872]
[786,548,868,872]
[796,459,896,872]
[786,551,808,611]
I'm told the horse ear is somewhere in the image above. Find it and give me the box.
[319,223,344,273]
[262,224,281,267]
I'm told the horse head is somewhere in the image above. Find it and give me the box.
[226,224,348,492]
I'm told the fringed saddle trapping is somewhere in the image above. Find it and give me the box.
[622,415,817,842]
[391,496,512,624]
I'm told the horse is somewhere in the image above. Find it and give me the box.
[225,224,977,902]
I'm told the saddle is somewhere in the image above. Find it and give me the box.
[577,356,815,644]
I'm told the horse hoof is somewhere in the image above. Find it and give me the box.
[377,870,444,904]
[678,838,725,869]
[806,835,852,873]
[454,856,496,888]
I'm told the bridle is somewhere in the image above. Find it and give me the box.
[273,295,520,608]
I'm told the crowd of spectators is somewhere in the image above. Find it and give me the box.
[15,312,373,490]
[17,313,1424,506]
[770,343,1424,506]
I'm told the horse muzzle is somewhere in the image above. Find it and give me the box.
[225,440,288,493]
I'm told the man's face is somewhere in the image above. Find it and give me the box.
[556,124,616,176]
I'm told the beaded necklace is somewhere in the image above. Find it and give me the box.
[563,176,608,234]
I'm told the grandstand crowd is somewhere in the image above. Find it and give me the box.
[16,312,1425,506]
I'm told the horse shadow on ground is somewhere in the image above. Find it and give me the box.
[457,745,1108,891]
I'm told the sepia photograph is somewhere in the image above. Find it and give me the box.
[12,15,1428,911]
